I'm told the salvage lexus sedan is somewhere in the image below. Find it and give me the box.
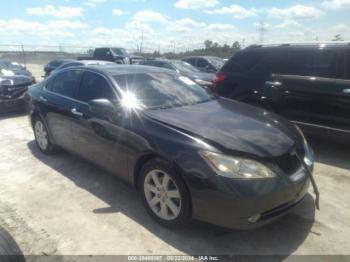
[26,65,317,229]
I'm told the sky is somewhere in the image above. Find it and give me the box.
[0,0,349,53]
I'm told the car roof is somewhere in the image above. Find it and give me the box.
[183,56,221,59]
[70,64,176,76]
[245,42,350,51]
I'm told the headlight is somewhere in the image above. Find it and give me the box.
[303,143,314,167]
[200,151,277,179]
[194,79,212,86]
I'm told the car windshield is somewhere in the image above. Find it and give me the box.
[113,72,214,110]
[112,48,128,55]
[171,60,200,74]
[207,57,224,69]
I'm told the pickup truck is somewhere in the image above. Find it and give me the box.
[78,47,144,64]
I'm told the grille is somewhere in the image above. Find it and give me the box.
[0,84,28,99]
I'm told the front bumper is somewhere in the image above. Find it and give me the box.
[0,96,25,113]
[189,167,311,229]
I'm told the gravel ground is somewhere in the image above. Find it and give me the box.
[0,113,350,258]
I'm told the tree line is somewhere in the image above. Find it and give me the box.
[139,40,242,59]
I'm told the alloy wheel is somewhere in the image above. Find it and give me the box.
[34,120,48,151]
[144,169,182,220]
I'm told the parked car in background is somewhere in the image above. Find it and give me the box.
[182,56,224,73]
[0,60,35,83]
[44,59,76,77]
[0,71,33,113]
[78,47,144,64]
[141,59,214,89]
[26,65,316,229]
[50,60,115,75]
[213,42,350,142]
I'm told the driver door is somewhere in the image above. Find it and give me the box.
[71,70,129,180]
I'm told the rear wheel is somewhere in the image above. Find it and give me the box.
[33,117,56,154]
[139,158,191,228]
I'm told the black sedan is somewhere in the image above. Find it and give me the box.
[0,60,36,83]
[141,59,215,89]
[44,59,76,77]
[26,65,316,229]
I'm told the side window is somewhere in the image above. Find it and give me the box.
[287,50,337,78]
[286,51,314,76]
[345,51,350,80]
[223,51,265,73]
[46,70,82,98]
[158,62,173,70]
[313,50,337,78]
[94,49,106,58]
[143,61,157,66]
[186,58,196,66]
[254,52,285,77]
[79,71,115,102]
[197,58,208,68]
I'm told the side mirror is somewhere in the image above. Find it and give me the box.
[88,98,115,115]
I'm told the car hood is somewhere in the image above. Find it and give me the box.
[13,69,32,77]
[0,75,32,86]
[144,98,302,158]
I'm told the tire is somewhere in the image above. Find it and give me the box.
[0,226,25,262]
[138,158,191,228]
[33,117,57,154]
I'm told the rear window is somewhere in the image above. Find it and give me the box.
[222,51,265,73]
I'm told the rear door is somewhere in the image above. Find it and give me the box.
[270,48,350,130]
[41,69,83,151]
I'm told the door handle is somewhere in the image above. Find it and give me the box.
[39,96,47,102]
[71,108,83,117]
[343,89,350,94]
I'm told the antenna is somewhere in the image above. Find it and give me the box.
[257,21,267,43]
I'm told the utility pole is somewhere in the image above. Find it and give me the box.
[140,25,144,54]
[257,21,267,43]
[20,43,26,68]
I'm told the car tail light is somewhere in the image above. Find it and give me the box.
[212,73,226,90]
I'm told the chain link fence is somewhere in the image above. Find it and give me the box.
[0,45,96,81]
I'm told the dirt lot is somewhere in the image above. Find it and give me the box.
[0,113,350,257]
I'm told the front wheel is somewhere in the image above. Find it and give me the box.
[139,158,191,228]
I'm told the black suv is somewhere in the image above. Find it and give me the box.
[213,42,350,142]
